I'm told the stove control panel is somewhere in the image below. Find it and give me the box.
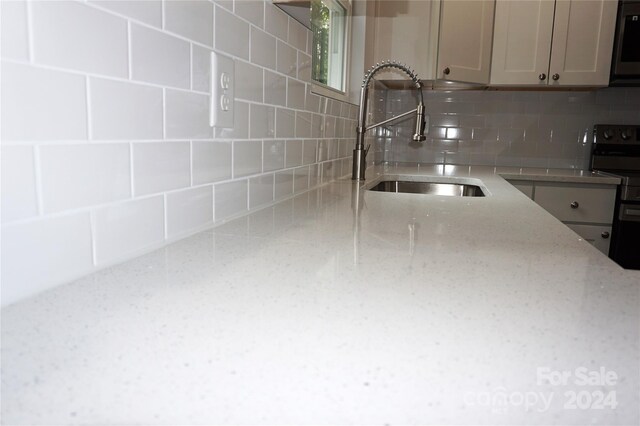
[594,125,640,144]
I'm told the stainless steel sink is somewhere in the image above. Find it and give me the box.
[368,180,485,197]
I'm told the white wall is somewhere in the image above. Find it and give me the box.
[0,0,358,306]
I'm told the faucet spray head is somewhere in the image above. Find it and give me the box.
[412,102,427,142]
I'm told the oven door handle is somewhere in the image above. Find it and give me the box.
[620,206,640,222]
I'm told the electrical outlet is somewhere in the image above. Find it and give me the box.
[210,52,234,128]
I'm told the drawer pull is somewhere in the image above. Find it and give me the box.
[601,231,610,239]
[570,201,579,209]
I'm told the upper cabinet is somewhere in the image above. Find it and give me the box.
[437,0,496,84]
[369,0,441,81]
[367,0,494,84]
[491,0,618,86]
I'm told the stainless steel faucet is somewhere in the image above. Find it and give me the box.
[352,60,426,181]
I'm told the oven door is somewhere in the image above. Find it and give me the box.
[612,1,640,78]
[609,202,640,269]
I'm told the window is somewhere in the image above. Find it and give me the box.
[310,0,351,99]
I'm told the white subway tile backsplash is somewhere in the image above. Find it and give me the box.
[303,140,317,165]
[285,140,303,168]
[249,174,274,209]
[90,78,163,140]
[1,0,29,61]
[214,101,250,140]
[251,27,277,70]
[264,2,288,41]
[40,144,131,213]
[133,142,190,196]
[235,0,264,28]
[295,111,312,138]
[288,19,307,51]
[1,213,93,306]
[215,180,248,221]
[277,41,297,77]
[0,0,357,304]
[90,1,162,27]
[293,166,309,193]
[297,52,312,83]
[31,1,128,77]
[311,114,324,138]
[166,186,214,238]
[192,141,232,184]
[93,196,165,265]
[276,108,296,138]
[131,25,191,88]
[287,78,305,110]
[234,140,263,177]
[236,61,264,102]
[192,44,212,92]
[215,6,249,59]
[165,90,212,139]
[1,62,88,141]
[263,140,285,172]
[164,0,214,47]
[274,170,294,200]
[250,104,275,139]
[264,70,287,106]
[1,146,38,223]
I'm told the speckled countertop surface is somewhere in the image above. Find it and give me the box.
[2,165,638,425]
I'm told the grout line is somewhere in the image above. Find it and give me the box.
[129,142,135,197]
[89,210,98,266]
[161,0,166,30]
[32,145,44,216]
[127,20,133,80]
[163,193,168,239]
[189,43,193,90]
[25,0,35,63]
[162,88,167,139]
[190,140,194,187]
[85,77,93,140]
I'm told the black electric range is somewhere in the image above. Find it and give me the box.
[591,124,640,269]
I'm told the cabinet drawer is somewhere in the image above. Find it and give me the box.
[508,181,533,199]
[534,184,616,224]
[565,224,612,255]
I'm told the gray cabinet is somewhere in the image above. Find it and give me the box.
[507,179,617,255]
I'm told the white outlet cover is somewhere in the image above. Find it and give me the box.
[210,52,235,128]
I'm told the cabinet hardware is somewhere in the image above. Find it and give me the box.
[443,67,450,76]
[552,73,560,81]
[539,73,546,81]
[601,231,610,239]
[570,201,579,209]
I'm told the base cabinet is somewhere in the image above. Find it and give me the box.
[507,179,617,255]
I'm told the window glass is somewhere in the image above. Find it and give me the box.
[311,0,347,93]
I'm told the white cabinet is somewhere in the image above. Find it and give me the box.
[369,0,440,81]
[437,0,496,84]
[366,0,495,84]
[507,179,617,255]
[491,0,618,86]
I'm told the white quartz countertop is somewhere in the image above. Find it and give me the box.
[2,165,638,425]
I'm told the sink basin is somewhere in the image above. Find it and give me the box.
[368,180,485,197]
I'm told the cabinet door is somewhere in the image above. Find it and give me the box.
[548,0,618,86]
[565,224,612,255]
[437,0,496,84]
[490,0,555,85]
[370,0,440,81]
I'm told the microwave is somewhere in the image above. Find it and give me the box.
[611,0,640,86]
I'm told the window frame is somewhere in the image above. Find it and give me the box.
[310,0,352,103]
